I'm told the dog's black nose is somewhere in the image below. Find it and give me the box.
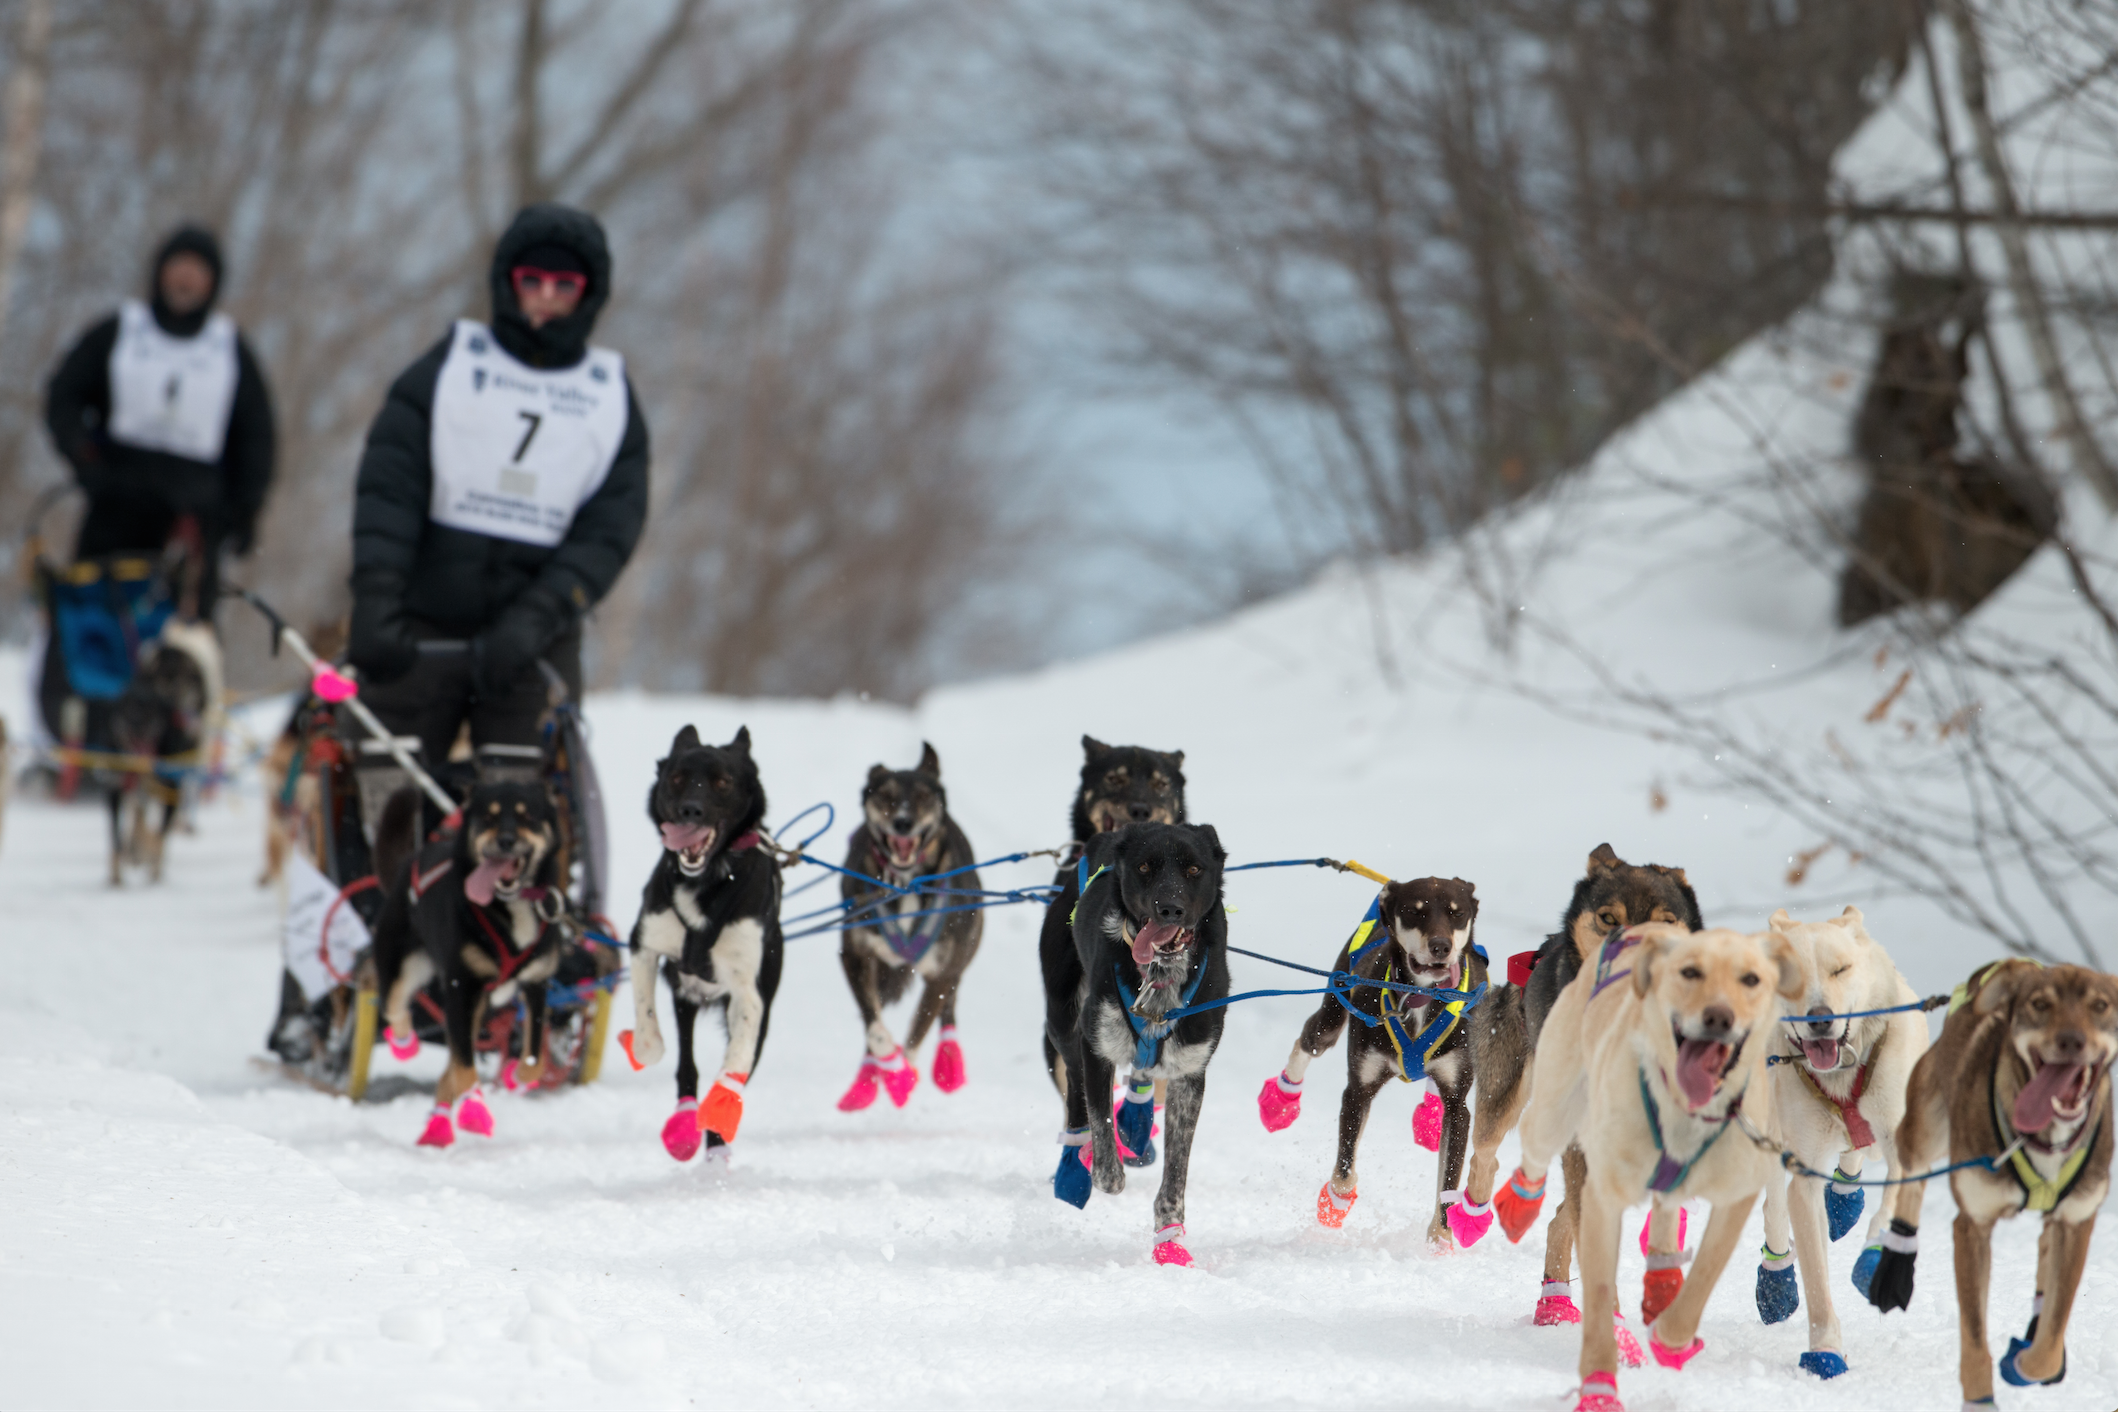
[676,799,706,822]
[2051,1029,2086,1062]
[1155,900,1187,924]
[1425,934,1453,959]
[1129,803,1154,821]
[892,815,914,833]
[1805,1005,1836,1032]
[1697,1004,1734,1040]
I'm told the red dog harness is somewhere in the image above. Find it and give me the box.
[1797,1059,1876,1149]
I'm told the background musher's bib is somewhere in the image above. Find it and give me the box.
[428,319,627,548]
[106,299,239,462]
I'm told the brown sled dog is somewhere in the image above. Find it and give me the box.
[1463,844,1703,1326]
[1867,959,2116,1405]
[833,743,982,1110]
[1260,877,1487,1246]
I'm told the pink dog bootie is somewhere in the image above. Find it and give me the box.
[1412,1088,1444,1151]
[931,1026,967,1093]
[1443,1191,1494,1248]
[1648,1332,1704,1371]
[385,1025,420,1061]
[1152,1223,1193,1267]
[1257,1072,1302,1131]
[837,1054,881,1111]
[662,1097,702,1161]
[877,1047,918,1107]
[1613,1316,1645,1369]
[1534,1279,1581,1325]
[416,1103,454,1148]
[1574,1373,1623,1412]
[455,1088,494,1138]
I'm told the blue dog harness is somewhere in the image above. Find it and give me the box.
[1114,963,1211,1072]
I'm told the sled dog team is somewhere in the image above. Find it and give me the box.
[365,726,2115,1412]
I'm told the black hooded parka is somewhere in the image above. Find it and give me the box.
[348,204,649,677]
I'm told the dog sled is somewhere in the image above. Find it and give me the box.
[22,486,226,807]
[248,599,618,1101]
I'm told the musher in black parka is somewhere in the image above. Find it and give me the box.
[345,204,649,809]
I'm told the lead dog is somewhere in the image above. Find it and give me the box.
[1044,821,1228,1266]
[1512,921,1804,1412]
[1465,845,1704,1322]
[835,743,982,1109]
[1868,959,2116,1405]
[1259,877,1489,1246]
[1752,906,1927,1379]
[618,725,785,1164]
[370,778,567,1146]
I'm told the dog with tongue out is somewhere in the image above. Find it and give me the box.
[1042,820,1230,1268]
[619,725,785,1166]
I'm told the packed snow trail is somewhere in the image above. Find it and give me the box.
[2,669,2111,1410]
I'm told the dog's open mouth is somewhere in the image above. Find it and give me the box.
[466,853,524,905]
[885,831,923,869]
[1673,1025,1739,1109]
[1801,1037,1842,1071]
[1090,801,1129,834]
[1130,920,1195,967]
[1409,958,1462,992]
[661,822,717,874]
[2014,1056,2097,1133]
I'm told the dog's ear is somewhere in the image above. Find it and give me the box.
[918,741,941,777]
[1973,959,2038,1016]
[1631,930,1658,998]
[1588,843,1622,876]
[1167,749,1185,770]
[1838,904,1871,943]
[1082,735,1111,761]
[727,725,752,754]
[1767,930,1807,1001]
[866,764,891,789]
[672,724,700,753]
[1768,908,1794,932]
[1195,823,1225,863]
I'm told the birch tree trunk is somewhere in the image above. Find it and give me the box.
[0,0,54,350]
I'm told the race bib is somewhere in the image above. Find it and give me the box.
[105,299,239,462]
[427,320,627,547]
[282,849,370,1003]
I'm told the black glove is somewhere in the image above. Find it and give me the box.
[347,572,419,685]
[471,587,564,698]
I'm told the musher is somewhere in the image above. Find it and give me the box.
[344,203,647,811]
[44,224,277,616]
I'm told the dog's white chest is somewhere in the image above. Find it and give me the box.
[671,916,766,1006]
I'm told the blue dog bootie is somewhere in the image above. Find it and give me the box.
[1798,1350,1849,1379]
[1053,1128,1092,1208]
[1116,1078,1157,1168]
[1756,1243,1799,1325]
[1850,1244,1882,1301]
[2000,1301,2065,1387]
[1825,1166,1865,1242]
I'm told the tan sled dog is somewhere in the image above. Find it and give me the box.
[1513,922,1802,1411]
[1752,907,1927,1379]
[1866,959,2115,1406]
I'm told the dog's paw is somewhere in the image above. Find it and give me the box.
[1533,1286,1581,1325]
[1850,1244,1881,1300]
[620,1026,664,1070]
[837,1056,881,1112]
[1091,1151,1126,1196]
[501,1057,545,1092]
[931,1030,967,1093]
[1257,1073,1302,1132]
[1494,1168,1546,1243]
[1798,1350,1849,1379]
[662,1099,702,1161]
[1411,1090,1443,1152]
[2000,1316,2065,1387]
[879,1051,918,1108]
[699,1073,746,1142]
[456,1088,494,1138]
[1151,1223,1193,1267]
[1865,1221,1917,1313]
[1053,1137,1092,1208]
[1825,1171,1864,1242]
[1646,1331,1701,1371]
[416,1105,454,1148]
[1316,1181,1357,1229]
[1613,1317,1645,1369]
[1756,1249,1799,1324]
[1444,1192,1493,1248]
[1641,1267,1684,1324]
[1573,1373,1623,1412]
[1116,1090,1156,1167]
[385,1025,420,1062]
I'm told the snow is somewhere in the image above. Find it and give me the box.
[5,9,2118,1408]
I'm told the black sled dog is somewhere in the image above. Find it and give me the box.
[618,726,785,1164]
[105,624,217,886]
[1039,736,1188,1145]
[1258,876,1490,1246]
[834,743,982,1111]
[1043,821,1229,1266]
[370,778,568,1147]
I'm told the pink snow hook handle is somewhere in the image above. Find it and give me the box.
[311,663,359,703]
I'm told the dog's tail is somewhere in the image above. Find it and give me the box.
[371,786,422,893]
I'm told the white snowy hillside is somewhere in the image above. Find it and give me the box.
[4,11,2117,1412]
